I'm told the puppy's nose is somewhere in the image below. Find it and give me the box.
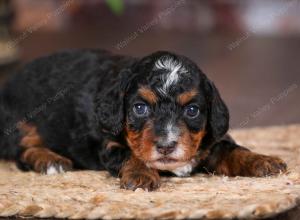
[156,141,177,155]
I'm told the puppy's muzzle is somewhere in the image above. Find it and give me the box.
[155,141,177,155]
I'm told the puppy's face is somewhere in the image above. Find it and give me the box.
[124,55,209,171]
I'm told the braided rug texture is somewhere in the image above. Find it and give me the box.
[0,124,300,219]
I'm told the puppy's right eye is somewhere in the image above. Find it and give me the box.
[133,103,149,117]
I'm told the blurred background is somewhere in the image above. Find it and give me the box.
[0,0,299,129]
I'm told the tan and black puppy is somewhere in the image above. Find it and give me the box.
[0,49,287,190]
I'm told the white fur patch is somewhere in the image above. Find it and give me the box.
[172,163,193,177]
[155,57,187,96]
[46,165,65,175]
[165,123,179,144]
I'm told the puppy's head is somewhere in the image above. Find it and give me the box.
[97,51,229,171]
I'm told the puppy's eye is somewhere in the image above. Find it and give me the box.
[184,105,199,118]
[133,103,149,117]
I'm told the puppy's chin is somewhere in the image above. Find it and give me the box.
[146,160,190,171]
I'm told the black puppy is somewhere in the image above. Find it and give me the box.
[0,49,286,190]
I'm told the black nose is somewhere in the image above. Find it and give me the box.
[156,141,177,155]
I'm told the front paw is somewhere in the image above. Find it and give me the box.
[120,171,160,191]
[34,156,73,175]
[247,155,287,177]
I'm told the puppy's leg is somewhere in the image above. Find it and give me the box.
[20,148,73,174]
[17,123,72,174]
[202,139,287,177]
[120,155,160,191]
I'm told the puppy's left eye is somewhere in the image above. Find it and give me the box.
[133,103,149,117]
[184,105,199,118]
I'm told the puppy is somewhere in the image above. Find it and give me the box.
[0,49,287,190]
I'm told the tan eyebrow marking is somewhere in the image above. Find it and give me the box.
[177,89,198,105]
[138,87,158,104]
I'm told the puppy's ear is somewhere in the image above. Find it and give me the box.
[204,79,229,144]
[96,69,133,136]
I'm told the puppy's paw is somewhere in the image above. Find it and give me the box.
[34,156,73,175]
[248,155,287,177]
[21,148,73,175]
[120,171,160,191]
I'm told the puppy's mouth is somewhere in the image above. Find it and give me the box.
[156,157,178,163]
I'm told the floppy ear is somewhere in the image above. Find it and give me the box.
[204,79,229,144]
[95,69,133,136]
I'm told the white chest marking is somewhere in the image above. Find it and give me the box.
[172,163,193,177]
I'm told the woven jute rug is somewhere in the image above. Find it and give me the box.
[0,125,300,219]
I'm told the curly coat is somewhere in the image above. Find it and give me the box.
[0,49,287,190]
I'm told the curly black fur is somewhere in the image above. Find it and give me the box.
[0,50,134,174]
[0,49,286,186]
